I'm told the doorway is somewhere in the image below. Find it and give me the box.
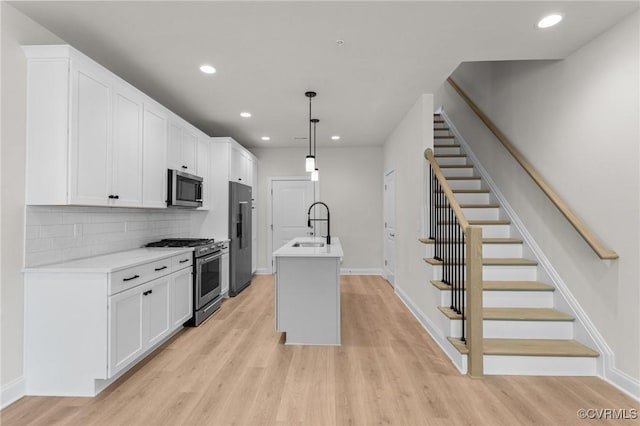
[269,178,317,273]
[383,170,396,286]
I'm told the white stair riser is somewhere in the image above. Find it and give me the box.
[446,180,482,190]
[434,137,456,144]
[483,243,523,257]
[434,128,451,135]
[483,265,537,280]
[436,223,510,238]
[446,318,573,339]
[436,157,468,166]
[441,168,475,177]
[434,146,461,155]
[428,264,537,281]
[438,290,554,308]
[460,207,499,220]
[483,355,597,376]
[452,193,490,204]
[426,241,522,257]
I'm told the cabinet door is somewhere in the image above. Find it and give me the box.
[221,253,229,296]
[145,277,171,347]
[142,104,168,208]
[111,85,143,207]
[171,268,193,328]
[182,127,198,174]
[109,285,144,377]
[230,146,246,183]
[197,136,210,210]
[69,62,111,205]
[167,121,183,171]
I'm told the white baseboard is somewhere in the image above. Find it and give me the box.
[340,268,383,276]
[441,109,639,401]
[1,376,25,410]
[395,286,466,374]
[254,268,271,275]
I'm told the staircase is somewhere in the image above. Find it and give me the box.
[423,113,599,375]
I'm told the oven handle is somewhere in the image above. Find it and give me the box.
[198,252,222,264]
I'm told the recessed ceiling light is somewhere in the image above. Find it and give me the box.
[537,14,563,29]
[240,112,252,118]
[336,39,345,46]
[199,64,216,74]
[261,136,270,141]
[331,135,341,140]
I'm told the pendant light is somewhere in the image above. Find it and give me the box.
[305,91,316,172]
[311,118,319,182]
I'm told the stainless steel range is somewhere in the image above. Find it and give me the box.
[145,238,227,326]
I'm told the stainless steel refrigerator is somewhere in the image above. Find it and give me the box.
[229,181,252,296]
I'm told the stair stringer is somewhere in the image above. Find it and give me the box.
[439,109,639,399]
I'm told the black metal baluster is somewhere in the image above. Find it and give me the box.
[461,227,466,342]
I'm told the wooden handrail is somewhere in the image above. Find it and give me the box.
[425,148,470,229]
[425,147,483,377]
[447,77,618,260]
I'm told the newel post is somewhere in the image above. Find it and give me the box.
[466,226,484,378]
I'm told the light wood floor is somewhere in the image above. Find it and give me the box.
[3,275,637,425]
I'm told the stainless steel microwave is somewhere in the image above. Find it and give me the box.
[167,169,203,208]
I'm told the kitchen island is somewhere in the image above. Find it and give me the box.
[273,237,343,345]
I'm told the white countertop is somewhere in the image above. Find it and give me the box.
[273,237,344,258]
[23,247,193,274]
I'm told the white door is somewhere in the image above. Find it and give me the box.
[384,170,397,286]
[271,179,316,272]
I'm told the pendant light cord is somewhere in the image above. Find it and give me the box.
[308,96,312,156]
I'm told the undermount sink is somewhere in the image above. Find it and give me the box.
[292,242,325,248]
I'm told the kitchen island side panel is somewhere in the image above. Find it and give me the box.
[275,256,340,345]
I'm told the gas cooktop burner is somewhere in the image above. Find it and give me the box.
[145,238,215,248]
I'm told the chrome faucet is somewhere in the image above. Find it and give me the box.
[307,202,331,245]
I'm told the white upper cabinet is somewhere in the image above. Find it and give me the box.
[229,143,255,186]
[142,102,168,208]
[197,135,211,210]
[167,119,198,175]
[68,59,112,206]
[23,45,209,209]
[111,83,144,207]
[230,145,247,183]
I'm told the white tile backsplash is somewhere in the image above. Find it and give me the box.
[25,206,195,267]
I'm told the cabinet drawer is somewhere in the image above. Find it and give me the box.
[110,258,173,295]
[172,254,193,271]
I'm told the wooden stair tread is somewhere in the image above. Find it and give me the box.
[419,237,523,245]
[438,307,574,321]
[439,164,474,169]
[435,203,499,208]
[435,154,467,158]
[437,220,510,225]
[434,135,455,139]
[435,188,489,193]
[423,257,538,266]
[434,143,460,148]
[440,176,481,180]
[434,128,451,132]
[430,280,554,292]
[448,338,598,357]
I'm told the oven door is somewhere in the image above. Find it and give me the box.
[195,251,222,310]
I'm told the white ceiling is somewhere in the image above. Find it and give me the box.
[10,1,639,149]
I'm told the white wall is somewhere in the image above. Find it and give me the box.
[1,3,65,405]
[252,146,383,273]
[382,94,433,319]
[435,11,639,382]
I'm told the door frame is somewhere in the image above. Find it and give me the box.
[383,169,396,287]
[267,176,319,274]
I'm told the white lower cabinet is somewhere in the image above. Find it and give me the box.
[24,249,193,397]
[108,275,174,377]
[171,267,193,327]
